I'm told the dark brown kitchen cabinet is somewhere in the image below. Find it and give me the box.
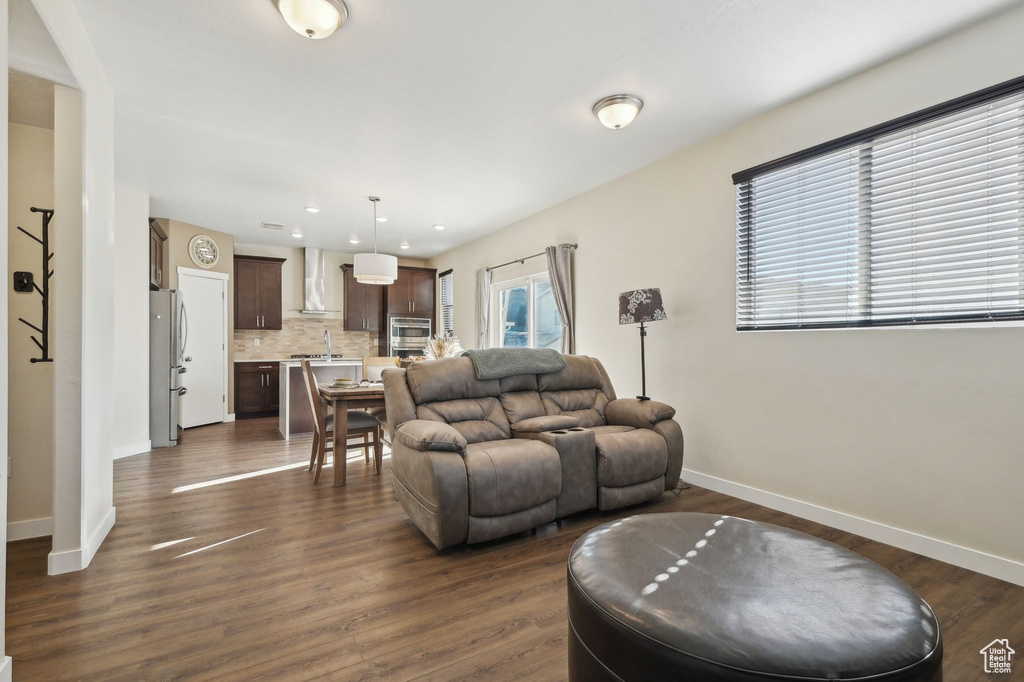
[388,266,437,324]
[149,220,166,290]
[234,256,285,330]
[342,265,383,333]
[235,362,280,417]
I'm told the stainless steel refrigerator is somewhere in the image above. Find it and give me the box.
[150,290,188,447]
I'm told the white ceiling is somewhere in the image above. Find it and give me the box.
[27,0,1018,257]
[9,68,56,129]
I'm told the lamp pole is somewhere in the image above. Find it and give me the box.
[638,321,648,400]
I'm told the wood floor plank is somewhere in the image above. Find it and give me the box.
[6,417,1022,680]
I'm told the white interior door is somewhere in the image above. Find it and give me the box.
[177,269,227,428]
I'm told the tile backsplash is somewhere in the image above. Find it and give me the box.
[234,317,378,360]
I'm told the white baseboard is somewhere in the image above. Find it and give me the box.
[225,413,236,423]
[682,468,1024,587]
[7,516,54,541]
[47,506,116,575]
[0,655,12,682]
[113,440,152,460]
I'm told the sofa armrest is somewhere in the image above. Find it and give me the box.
[605,399,676,429]
[511,415,579,435]
[395,420,467,455]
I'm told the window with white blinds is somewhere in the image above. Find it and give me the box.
[734,78,1024,330]
[439,270,454,334]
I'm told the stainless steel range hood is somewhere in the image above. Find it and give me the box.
[301,247,327,314]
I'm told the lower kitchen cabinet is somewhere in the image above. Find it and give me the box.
[235,362,281,417]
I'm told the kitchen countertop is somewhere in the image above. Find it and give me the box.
[235,358,363,365]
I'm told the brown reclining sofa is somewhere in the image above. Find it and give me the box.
[381,354,683,549]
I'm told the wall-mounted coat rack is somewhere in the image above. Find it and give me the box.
[14,207,54,363]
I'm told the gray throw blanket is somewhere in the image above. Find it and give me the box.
[462,348,567,380]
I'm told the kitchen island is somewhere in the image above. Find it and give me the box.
[278,359,363,439]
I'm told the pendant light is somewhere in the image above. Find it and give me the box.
[353,196,398,285]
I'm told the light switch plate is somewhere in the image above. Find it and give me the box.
[254,338,260,347]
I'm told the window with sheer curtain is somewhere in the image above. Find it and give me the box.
[491,273,562,349]
[734,79,1024,330]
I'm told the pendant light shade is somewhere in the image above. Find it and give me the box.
[354,252,398,284]
[274,0,349,40]
[354,196,398,285]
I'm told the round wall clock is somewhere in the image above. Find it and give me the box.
[188,234,220,268]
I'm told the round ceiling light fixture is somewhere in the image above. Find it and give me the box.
[353,197,398,285]
[304,205,320,214]
[592,94,644,130]
[433,224,446,231]
[291,229,303,238]
[274,0,349,40]
[348,237,359,244]
[399,243,410,250]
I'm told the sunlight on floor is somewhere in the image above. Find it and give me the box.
[150,537,194,551]
[172,461,310,493]
[174,529,265,559]
[170,447,390,494]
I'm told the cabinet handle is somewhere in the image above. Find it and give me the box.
[261,374,264,387]
[258,365,272,369]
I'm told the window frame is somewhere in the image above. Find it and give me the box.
[439,269,454,335]
[733,74,1024,331]
[490,272,562,349]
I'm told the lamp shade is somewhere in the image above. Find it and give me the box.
[619,288,666,325]
[354,252,398,285]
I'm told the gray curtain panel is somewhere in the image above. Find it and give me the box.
[475,267,492,349]
[545,243,575,354]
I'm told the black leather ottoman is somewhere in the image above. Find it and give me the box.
[568,512,942,681]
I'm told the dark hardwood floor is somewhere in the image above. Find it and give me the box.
[6,418,1023,680]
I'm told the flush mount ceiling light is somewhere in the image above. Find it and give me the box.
[304,205,320,214]
[433,224,446,231]
[375,214,388,223]
[592,94,644,130]
[348,237,359,244]
[274,0,349,40]
[353,196,398,285]
[291,229,303,238]
[399,243,410,250]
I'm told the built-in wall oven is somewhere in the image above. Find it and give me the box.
[389,317,431,358]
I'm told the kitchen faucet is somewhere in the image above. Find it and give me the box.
[324,329,332,362]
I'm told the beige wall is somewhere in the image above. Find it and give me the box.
[162,219,236,409]
[429,6,1024,574]
[7,122,54,533]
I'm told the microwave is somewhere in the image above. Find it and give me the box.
[390,317,431,355]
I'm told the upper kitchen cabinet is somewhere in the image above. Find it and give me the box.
[234,255,285,330]
[149,219,167,290]
[387,266,437,323]
[343,265,383,332]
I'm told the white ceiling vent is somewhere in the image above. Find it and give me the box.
[261,222,285,230]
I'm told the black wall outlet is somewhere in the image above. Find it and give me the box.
[14,271,34,293]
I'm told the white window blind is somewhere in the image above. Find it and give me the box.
[439,270,454,334]
[735,83,1024,330]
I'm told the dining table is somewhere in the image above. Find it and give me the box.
[317,383,387,487]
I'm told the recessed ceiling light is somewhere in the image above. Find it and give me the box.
[433,224,446,231]
[348,238,360,244]
[375,215,388,223]
[592,94,644,130]
[399,243,410,250]
[304,206,320,214]
[274,0,349,40]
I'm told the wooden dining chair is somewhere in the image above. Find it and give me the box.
[300,360,382,484]
[361,356,394,439]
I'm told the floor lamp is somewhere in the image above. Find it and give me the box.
[618,288,666,401]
